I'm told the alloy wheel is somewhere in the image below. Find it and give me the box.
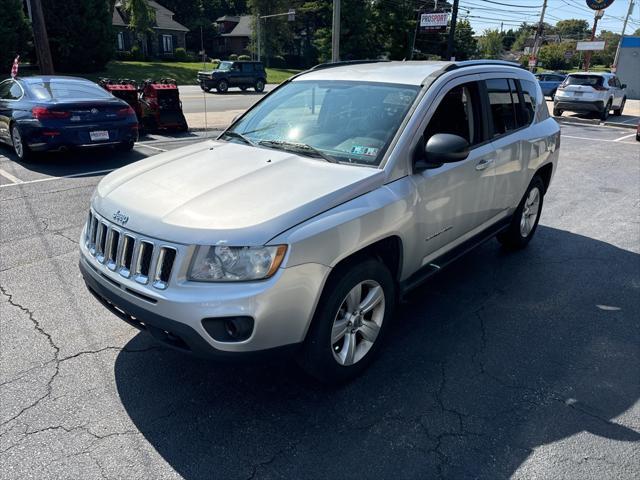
[11,126,23,158]
[520,186,540,237]
[331,280,385,366]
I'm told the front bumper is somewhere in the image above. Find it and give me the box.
[79,240,330,358]
[554,98,604,113]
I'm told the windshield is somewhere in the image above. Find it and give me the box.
[226,80,420,166]
[28,80,112,100]
[217,61,233,71]
[565,75,604,87]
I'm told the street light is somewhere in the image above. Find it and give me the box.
[256,9,296,62]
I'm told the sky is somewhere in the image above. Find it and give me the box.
[457,0,640,36]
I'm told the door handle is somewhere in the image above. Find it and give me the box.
[475,158,494,171]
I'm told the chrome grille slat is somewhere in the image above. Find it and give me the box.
[153,247,176,290]
[85,210,178,290]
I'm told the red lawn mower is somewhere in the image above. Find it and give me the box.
[139,78,188,132]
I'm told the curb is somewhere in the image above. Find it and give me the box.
[555,116,638,130]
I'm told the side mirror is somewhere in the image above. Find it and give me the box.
[415,133,469,171]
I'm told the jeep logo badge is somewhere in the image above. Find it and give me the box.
[112,210,129,225]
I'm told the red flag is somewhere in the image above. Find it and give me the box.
[11,55,20,78]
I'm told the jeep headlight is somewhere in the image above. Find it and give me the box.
[188,245,287,282]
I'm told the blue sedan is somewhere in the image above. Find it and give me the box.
[0,76,138,161]
[535,72,566,99]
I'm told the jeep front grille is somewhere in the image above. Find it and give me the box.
[85,211,177,290]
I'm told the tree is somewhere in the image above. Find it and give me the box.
[538,41,576,70]
[590,30,621,67]
[633,28,640,36]
[122,0,156,58]
[454,20,477,60]
[478,29,503,58]
[555,19,590,40]
[512,23,535,51]
[42,0,114,72]
[0,0,32,72]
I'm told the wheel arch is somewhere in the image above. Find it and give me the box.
[536,162,553,194]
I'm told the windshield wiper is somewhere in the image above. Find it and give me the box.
[220,131,256,146]
[258,140,337,163]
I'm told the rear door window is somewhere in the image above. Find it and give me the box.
[0,80,22,100]
[485,78,519,137]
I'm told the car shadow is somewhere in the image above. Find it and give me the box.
[0,143,150,179]
[113,226,640,479]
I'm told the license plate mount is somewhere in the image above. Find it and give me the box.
[90,130,109,141]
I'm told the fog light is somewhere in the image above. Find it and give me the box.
[202,316,254,342]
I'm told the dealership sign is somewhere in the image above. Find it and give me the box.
[420,12,450,30]
[585,0,615,10]
[576,41,606,51]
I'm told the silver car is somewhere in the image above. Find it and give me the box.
[80,60,560,382]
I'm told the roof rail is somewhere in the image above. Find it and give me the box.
[447,60,523,71]
[309,59,390,71]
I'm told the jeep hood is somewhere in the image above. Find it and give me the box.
[93,140,384,245]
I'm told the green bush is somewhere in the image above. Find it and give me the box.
[174,47,189,62]
[228,54,238,61]
[130,45,143,61]
[238,54,251,61]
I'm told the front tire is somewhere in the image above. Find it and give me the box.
[497,175,545,250]
[216,79,228,93]
[254,79,265,93]
[553,107,562,117]
[11,124,32,161]
[297,258,396,383]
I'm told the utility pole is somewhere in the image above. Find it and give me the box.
[29,0,54,74]
[446,0,460,61]
[529,0,548,72]
[256,13,261,61]
[331,0,341,62]
[612,0,635,72]
[583,9,604,72]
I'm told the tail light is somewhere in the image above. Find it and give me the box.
[117,106,136,117]
[32,107,71,120]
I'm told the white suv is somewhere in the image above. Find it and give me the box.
[80,60,560,382]
[553,72,627,121]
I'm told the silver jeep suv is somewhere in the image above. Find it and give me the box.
[80,60,560,382]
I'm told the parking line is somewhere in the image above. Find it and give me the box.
[0,168,116,188]
[134,143,167,152]
[613,133,637,142]
[0,168,23,184]
[562,134,635,143]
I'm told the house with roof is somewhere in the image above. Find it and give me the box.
[112,1,189,58]
[214,15,252,57]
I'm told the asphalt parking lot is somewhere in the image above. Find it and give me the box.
[0,124,638,479]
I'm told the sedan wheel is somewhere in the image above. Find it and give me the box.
[331,280,385,366]
[11,125,31,161]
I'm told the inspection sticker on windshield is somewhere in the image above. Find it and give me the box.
[351,146,379,156]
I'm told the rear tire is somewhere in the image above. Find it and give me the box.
[553,108,562,117]
[117,140,135,152]
[297,258,396,384]
[600,100,611,121]
[216,79,228,93]
[613,98,626,116]
[497,176,545,250]
[11,124,32,162]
